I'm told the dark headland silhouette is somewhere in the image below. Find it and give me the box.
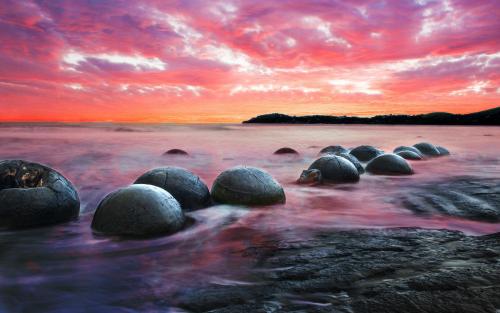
[243,106,500,125]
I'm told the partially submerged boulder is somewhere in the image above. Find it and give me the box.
[349,145,384,162]
[413,142,440,157]
[211,166,285,206]
[436,146,450,156]
[0,160,80,229]
[273,147,299,155]
[320,145,348,155]
[164,149,188,156]
[134,167,211,211]
[308,155,360,183]
[393,146,424,157]
[396,150,423,160]
[337,153,365,174]
[366,154,414,175]
[91,184,185,237]
[297,169,322,185]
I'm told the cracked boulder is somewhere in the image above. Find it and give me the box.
[211,166,285,206]
[134,167,211,211]
[91,184,185,237]
[366,154,414,175]
[308,155,360,183]
[0,160,80,229]
[349,145,384,162]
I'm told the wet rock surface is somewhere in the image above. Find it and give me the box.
[211,166,286,206]
[413,142,440,157]
[396,150,423,160]
[398,177,500,222]
[393,146,424,157]
[134,167,211,211]
[320,145,348,155]
[337,152,365,174]
[366,154,414,175]
[297,169,322,185]
[0,160,80,229]
[175,227,500,313]
[91,184,185,236]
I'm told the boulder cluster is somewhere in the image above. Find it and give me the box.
[0,142,449,238]
[297,142,450,184]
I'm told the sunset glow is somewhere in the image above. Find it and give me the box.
[0,0,499,122]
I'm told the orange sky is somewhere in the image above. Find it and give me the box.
[0,0,499,123]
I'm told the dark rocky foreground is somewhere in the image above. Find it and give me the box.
[398,177,500,222]
[243,106,500,125]
[175,228,500,313]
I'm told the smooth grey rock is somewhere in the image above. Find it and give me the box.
[308,156,360,183]
[396,150,423,160]
[436,146,450,156]
[349,145,384,162]
[91,184,185,236]
[211,167,286,206]
[0,160,80,229]
[297,169,322,184]
[134,167,211,211]
[393,146,424,157]
[273,147,299,155]
[413,142,440,157]
[320,145,348,155]
[366,154,414,175]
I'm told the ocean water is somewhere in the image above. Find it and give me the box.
[0,124,499,312]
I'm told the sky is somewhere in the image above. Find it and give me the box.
[0,0,499,123]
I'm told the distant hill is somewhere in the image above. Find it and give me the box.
[243,107,500,125]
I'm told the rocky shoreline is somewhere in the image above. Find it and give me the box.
[176,227,500,313]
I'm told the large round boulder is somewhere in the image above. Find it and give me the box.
[134,167,211,211]
[349,145,384,162]
[211,166,285,206]
[396,150,423,160]
[308,155,360,183]
[320,145,348,155]
[393,146,424,157]
[0,160,80,229]
[413,142,440,157]
[91,184,185,237]
[366,154,414,175]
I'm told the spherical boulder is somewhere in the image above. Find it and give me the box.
[134,167,211,211]
[320,145,348,155]
[396,150,423,160]
[366,154,414,175]
[393,146,423,157]
[436,146,450,156]
[413,142,440,157]
[91,184,185,236]
[297,169,322,185]
[274,147,299,155]
[349,145,384,162]
[337,153,365,174]
[0,160,80,229]
[211,166,285,206]
[164,149,188,155]
[308,155,360,183]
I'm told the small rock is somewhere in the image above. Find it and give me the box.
[211,166,286,206]
[164,149,188,155]
[134,167,211,211]
[274,147,299,155]
[91,184,185,236]
[366,154,414,175]
[308,155,360,183]
[297,169,322,184]
[349,145,384,162]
